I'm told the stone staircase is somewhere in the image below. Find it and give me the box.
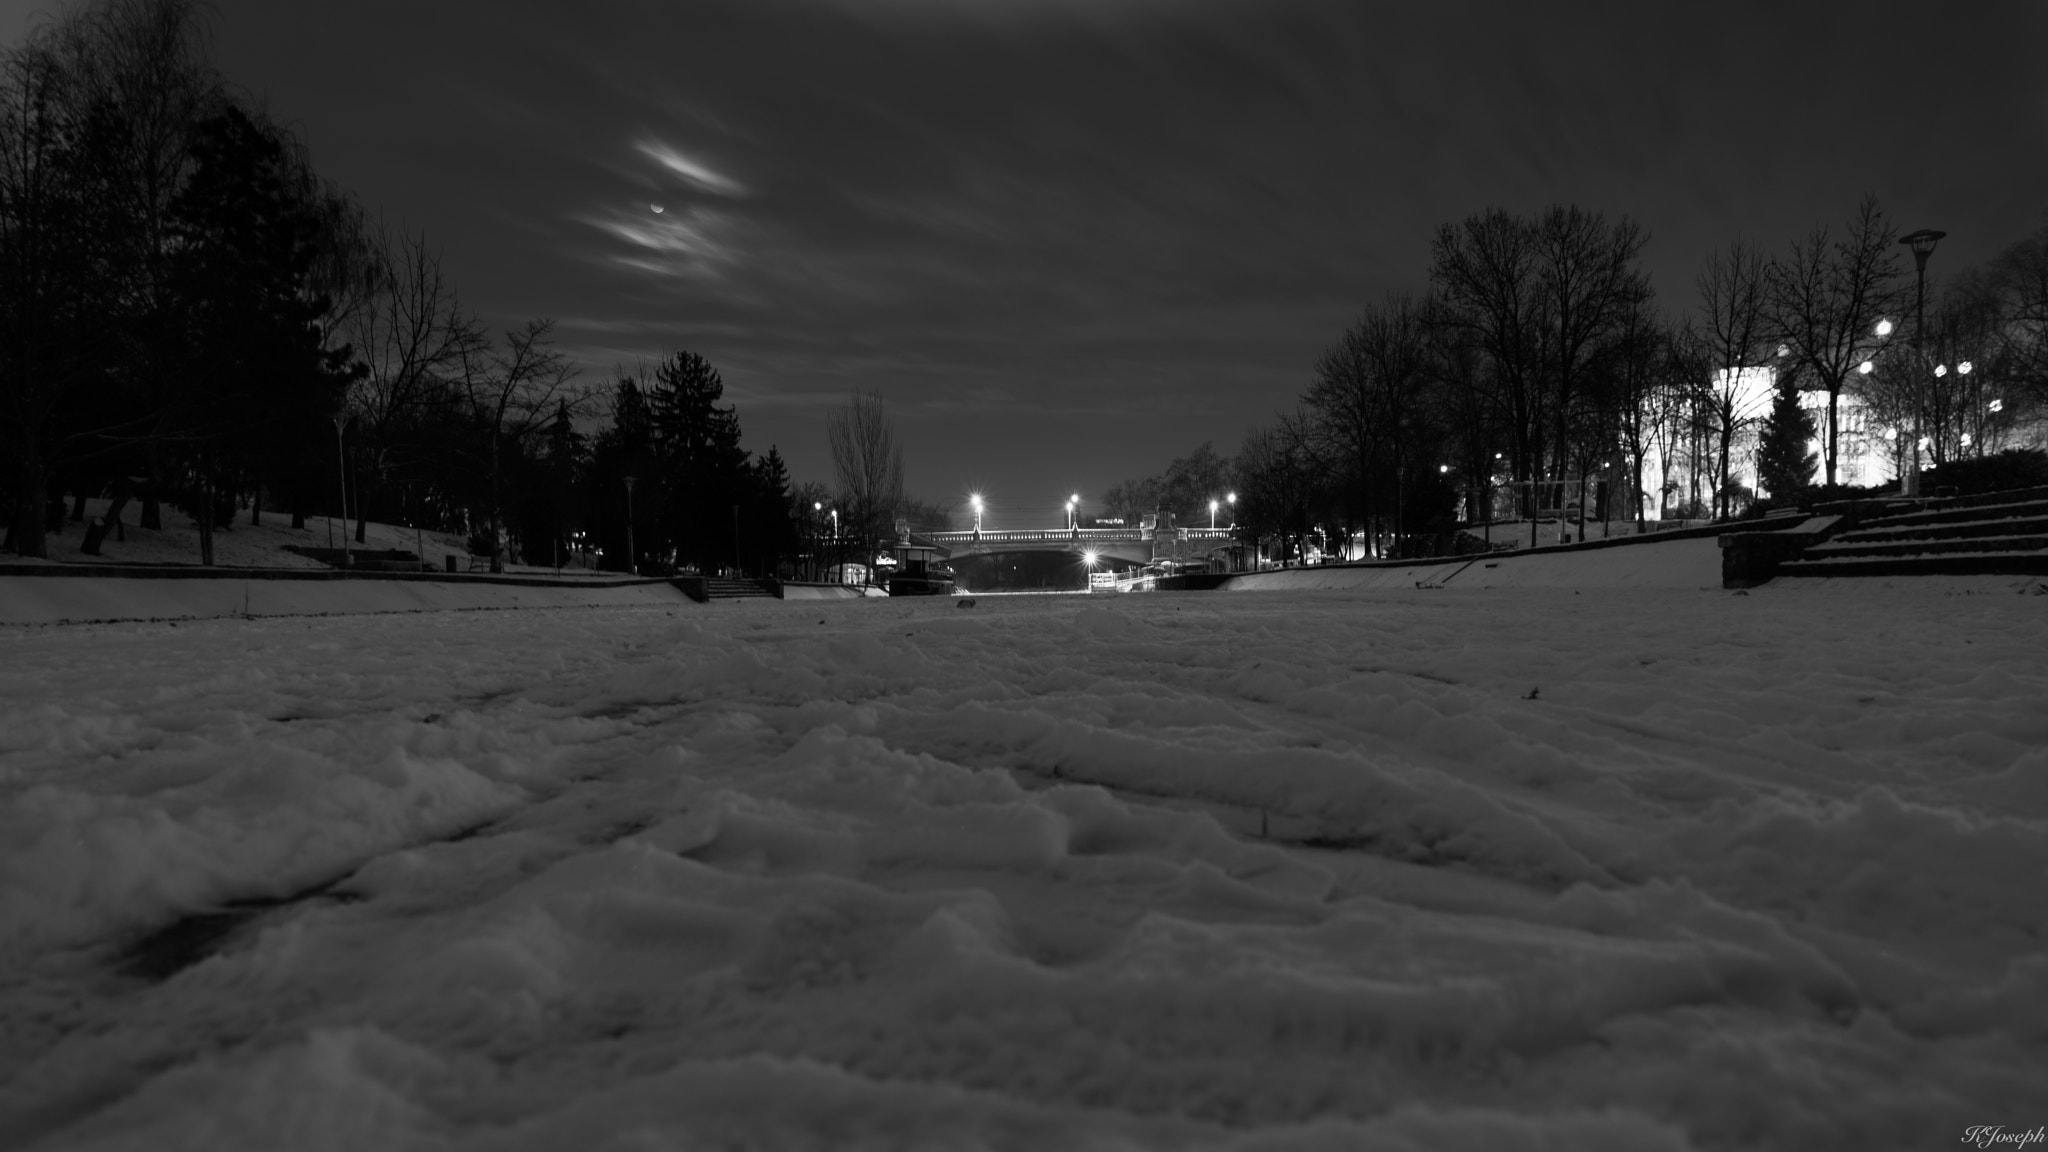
[703,576,777,600]
[1774,487,2048,580]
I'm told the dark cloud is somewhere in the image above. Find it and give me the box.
[54,0,2048,523]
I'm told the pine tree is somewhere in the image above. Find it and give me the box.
[1757,371,1819,503]
[647,351,747,571]
[165,105,357,562]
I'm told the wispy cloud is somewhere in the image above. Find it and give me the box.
[579,204,741,277]
[634,139,747,196]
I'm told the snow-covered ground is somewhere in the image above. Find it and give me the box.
[4,575,2046,1150]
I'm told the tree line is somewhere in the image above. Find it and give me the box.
[1214,198,2048,564]
[0,0,835,577]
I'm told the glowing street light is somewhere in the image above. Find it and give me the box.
[1875,318,1895,338]
[1227,491,1236,526]
[970,493,983,536]
[1209,498,1218,529]
[1858,360,1875,375]
[1959,361,1973,375]
[1935,363,1948,378]
[1066,494,1078,532]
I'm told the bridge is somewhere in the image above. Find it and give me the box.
[928,526,1239,567]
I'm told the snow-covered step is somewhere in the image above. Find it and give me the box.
[1836,514,2048,545]
[1803,533,2048,560]
[1776,549,2048,578]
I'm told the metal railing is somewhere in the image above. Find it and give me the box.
[929,526,1237,544]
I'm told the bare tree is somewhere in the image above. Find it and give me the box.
[826,389,903,584]
[342,224,485,541]
[1768,194,1904,488]
[1234,420,1321,566]
[1432,205,1649,519]
[460,318,585,572]
[1597,297,1670,528]
[1431,210,1547,515]
[1304,291,1434,547]
[1533,204,1652,486]
[1985,222,2048,427]
[1696,240,1774,518]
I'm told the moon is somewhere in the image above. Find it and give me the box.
[650,203,665,214]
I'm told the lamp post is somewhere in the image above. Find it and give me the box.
[622,475,636,575]
[1898,229,1944,496]
[830,507,839,582]
[1209,499,1218,530]
[1959,361,1976,456]
[1066,495,1078,534]
[970,493,983,537]
[331,414,351,568]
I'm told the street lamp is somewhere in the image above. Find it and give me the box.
[622,476,636,575]
[1958,361,1978,456]
[970,493,983,536]
[330,414,351,568]
[1209,498,1218,530]
[1066,495,1078,533]
[1898,229,1944,496]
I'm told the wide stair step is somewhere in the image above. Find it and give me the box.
[1804,533,2048,560]
[1772,488,2048,582]
[1835,513,2048,545]
[704,577,776,599]
[1853,496,2048,532]
[1777,551,2048,578]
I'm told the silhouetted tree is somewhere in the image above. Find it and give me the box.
[1768,194,1904,488]
[826,389,903,583]
[1756,368,1818,503]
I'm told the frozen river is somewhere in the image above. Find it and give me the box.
[3,579,2044,1149]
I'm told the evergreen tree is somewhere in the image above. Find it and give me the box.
[647,350,746,572]
[1756,370,1819,502]
[164,105,356,562]
[747,444,794,575]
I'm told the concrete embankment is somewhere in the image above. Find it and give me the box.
[0,568,696,625]
[1218,536,1724,592]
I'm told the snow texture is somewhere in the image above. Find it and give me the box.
[3,574,2046,1150]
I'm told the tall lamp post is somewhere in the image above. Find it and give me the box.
[330,414,351,568]
[1066,494,1078,534]
[622,475,636,576]
[1899,229,1944,497]
[830,507,839,582]
[970,493,983,538]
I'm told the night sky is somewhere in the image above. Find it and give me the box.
[9,0,2046,528]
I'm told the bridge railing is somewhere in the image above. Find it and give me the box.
[929,528,1148,544]
[929,526,1237,545]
